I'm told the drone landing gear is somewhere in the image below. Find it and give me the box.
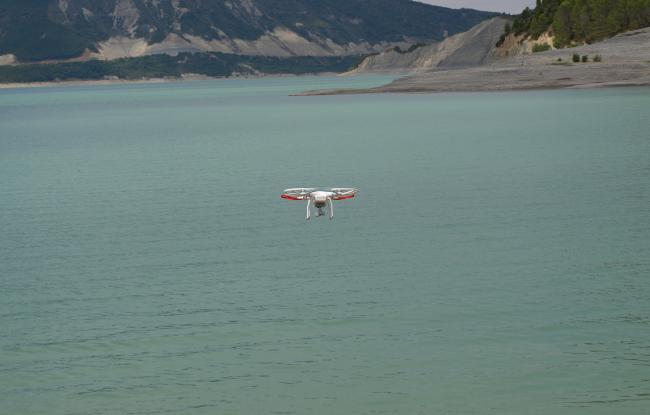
[305,198,334,220]
[328,198,333,220]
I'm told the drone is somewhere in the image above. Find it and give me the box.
[281,188,359,220]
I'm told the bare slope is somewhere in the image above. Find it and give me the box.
[299,27,650,95]
[345,17,510,74]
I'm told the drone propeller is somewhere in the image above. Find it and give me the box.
[329,188,359,200]
[281,188,317,200]
[284,188,317,193]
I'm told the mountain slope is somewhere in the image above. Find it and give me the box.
[346,17,509,74]
[0,0,496,63]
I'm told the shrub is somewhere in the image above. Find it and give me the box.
[557,57,562,61]
[581,55,588,62]
[572,53,580,62]
[496,33,507,47]
[593,54,602,62]
[496,22,513,47]
[393,43,426,54]
[532,43,551,53]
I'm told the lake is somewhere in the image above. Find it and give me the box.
[1,77,649,414]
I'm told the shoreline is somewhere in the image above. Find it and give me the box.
[3,68,649,95]
[0,77,173,90]
[293,65,650,96]
[3,65,649,96]
[0,72,341,90]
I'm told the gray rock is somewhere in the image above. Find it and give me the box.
[346,17,510,74]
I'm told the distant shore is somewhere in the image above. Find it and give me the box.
[0,77,174,90]
[0,49,358,90]
[0,72,342,90]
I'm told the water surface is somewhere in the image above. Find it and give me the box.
[1,77,649,414]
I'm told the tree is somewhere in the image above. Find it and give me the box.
[507,0,650,48]
[553,2,574,47]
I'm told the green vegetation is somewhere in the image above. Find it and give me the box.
[593,54,603,61]
[532,43,552,52]
[0,1,96,62]
[506,0,650,48]
[573,53,581,62]
[496,22,512,47]
[553,0,650,46]
[581,54,589,62]
[0,53,362,84]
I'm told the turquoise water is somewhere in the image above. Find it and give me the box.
[1,77,649,415]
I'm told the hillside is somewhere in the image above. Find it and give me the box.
[346,17,509,74]
[0,0,495,64]
[299,26,650,95]
[503,0,650,48]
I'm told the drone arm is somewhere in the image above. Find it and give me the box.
[328,197,334,220]
[305,198,311,220]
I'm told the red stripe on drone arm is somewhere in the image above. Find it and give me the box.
[334,195,355,200]
[281,194,301,200]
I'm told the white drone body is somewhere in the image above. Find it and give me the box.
[281,188,359,220]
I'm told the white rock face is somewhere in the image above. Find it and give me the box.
[82,8,94,20]
[0,54,18,66]
[91,27,394,60]
[112,0,140,36]
[93,37,149,60]
[58,0,70,14]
